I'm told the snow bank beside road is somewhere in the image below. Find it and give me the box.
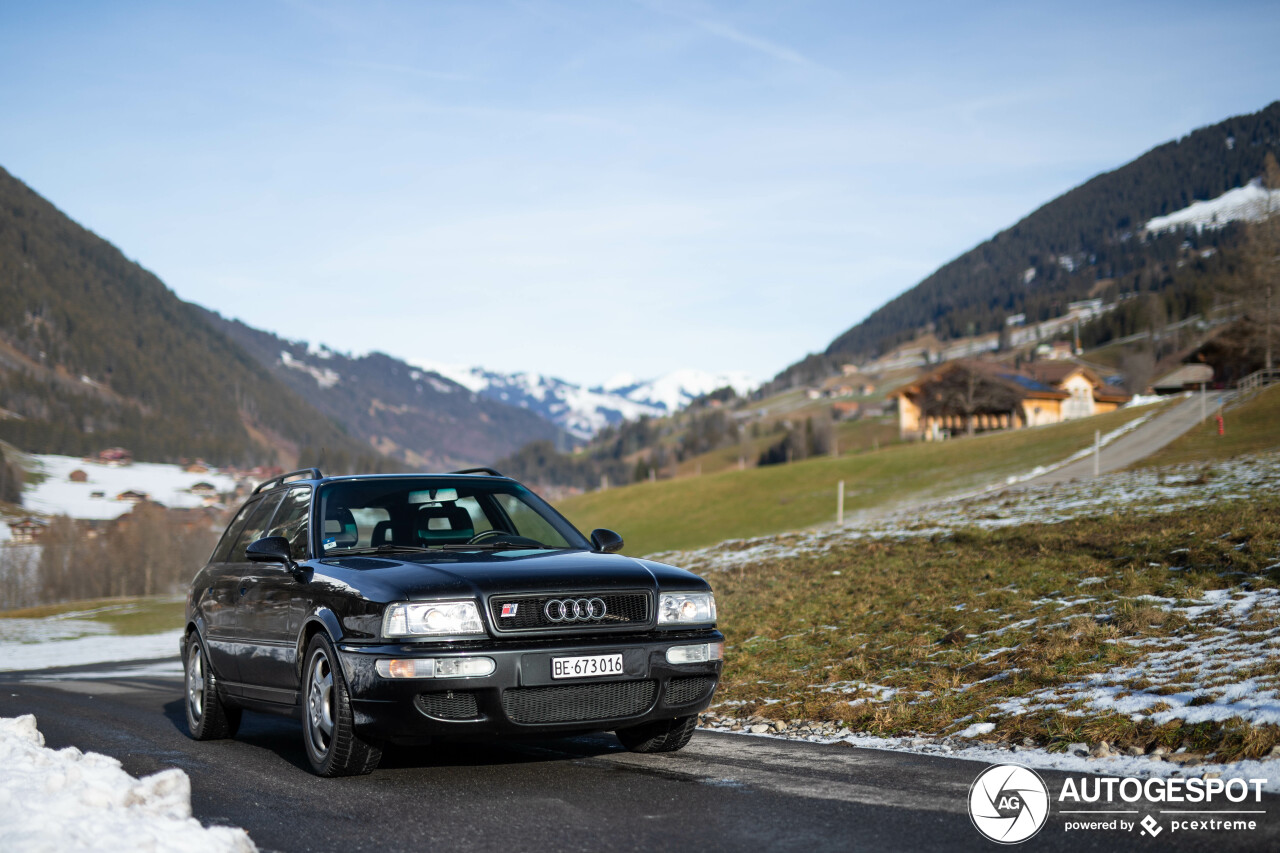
[0,715,255,852]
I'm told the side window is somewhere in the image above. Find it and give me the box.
[229,491,284,562]
[266,486,311,560]
[494,494,570,548]
[212,500,257,563]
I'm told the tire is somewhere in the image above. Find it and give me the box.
[301,633,382,777]
[184,634,241,740]
[615,714,698,754]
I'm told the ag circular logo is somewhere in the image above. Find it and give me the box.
[968,764,1050,844]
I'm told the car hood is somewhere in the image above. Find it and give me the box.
[310,549,706,603]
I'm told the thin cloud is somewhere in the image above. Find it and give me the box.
[637,0,822,70]
[692,17,816,68]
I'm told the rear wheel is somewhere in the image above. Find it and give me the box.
[184,634,241,739]
[302,633,382,776]
[615,714,698,753]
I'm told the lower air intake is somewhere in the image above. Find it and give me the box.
[665,676,714,706]
[415,691,481,720]
[502,680,657,724]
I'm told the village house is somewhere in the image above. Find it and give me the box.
[892,360,1130,440]
[831,401,861,421]
[6,517,48,545]
[115,489,150,504]
[94,447,133,466]
[1152,363,1214,394]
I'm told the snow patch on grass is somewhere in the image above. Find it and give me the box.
[655,452,1280,572]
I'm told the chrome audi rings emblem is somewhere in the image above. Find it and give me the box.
[544,597,607,622]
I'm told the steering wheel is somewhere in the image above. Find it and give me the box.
[466,529,541,547]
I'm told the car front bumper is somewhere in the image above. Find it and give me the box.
[336,630,723,743]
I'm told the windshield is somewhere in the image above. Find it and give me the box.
[315,478,590,555]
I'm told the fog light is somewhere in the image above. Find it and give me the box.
[375,657,495,679]
[434,657,496,678]
[667,643,715,664]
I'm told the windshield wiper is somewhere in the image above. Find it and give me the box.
[435,542,548,551]
[329,545,435,555]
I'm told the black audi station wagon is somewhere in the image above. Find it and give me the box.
[181,468,722,776]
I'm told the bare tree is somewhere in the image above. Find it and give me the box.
[1121,348,1156,395]
[1235,152,1280,371]
[918,365,1024,436]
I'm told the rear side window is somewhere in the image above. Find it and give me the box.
[266,486,312,560]
[212,500,257,563]
[228,491,285,562]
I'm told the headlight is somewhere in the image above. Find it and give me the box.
[383,601,486,638]
[657,592,716,625]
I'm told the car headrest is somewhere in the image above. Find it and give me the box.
[415,504,474,544]
[371,520,394,547]
[323,506,359,547]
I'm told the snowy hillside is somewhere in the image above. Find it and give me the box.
[21,455,238,521]
[1145,178,1280,234]
[416,363,758,440]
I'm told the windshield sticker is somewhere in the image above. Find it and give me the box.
[323,537,337,550]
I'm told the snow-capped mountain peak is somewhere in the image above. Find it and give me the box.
[596,369,758,414]
[411,362,758,440]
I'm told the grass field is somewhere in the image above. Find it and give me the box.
[559,402,1168,556]
[674,416,901,479]
[704,483,1280,760]
[1137,383,1280,467]
[0,596,185,635]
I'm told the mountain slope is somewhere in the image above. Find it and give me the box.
[811,101,1280,371]
[0,165,384,468]
[202,313,568,468]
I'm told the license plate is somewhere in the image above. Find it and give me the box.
[551,653,624,679]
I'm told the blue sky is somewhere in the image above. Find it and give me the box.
[1,1,1277,386]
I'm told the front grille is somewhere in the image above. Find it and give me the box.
[502,680,656,724]
[665,676,714,706]
[489,591,651,632]
[415,691,481,720]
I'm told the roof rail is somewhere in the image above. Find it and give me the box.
[253,468,323,495]
[451,467,504,477]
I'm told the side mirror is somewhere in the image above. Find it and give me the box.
[246,536,301,576]
[590,528,624,554]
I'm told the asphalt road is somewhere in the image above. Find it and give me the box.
[3,659,1278,852]
[1027,393,1225,486]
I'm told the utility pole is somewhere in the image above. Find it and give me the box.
[1267,285,1274,371]
[1093,430,1101,477]
[837,480,844,525]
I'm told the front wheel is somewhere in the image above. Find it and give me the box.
[302,633,382,776]
[615,715,698,753]
[184,635,241,740]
